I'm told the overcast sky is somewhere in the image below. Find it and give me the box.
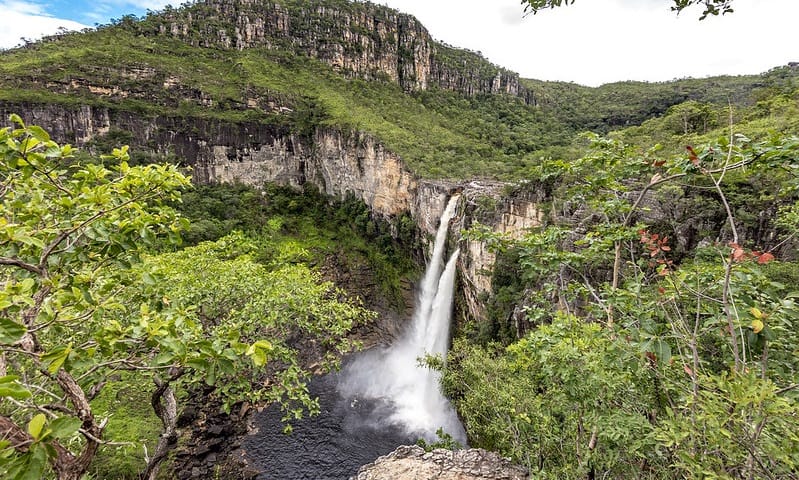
[0,0,796,86]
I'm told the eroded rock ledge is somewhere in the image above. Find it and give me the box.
[351,445,529,480]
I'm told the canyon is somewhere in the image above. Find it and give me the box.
[0,101,542,324]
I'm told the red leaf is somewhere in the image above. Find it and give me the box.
[730,244,747,262]
[686,146,699,165]
[757,252,775,264]
[660,245,671,252]
[683,364,694,376]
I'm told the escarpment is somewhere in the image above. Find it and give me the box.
[0,101,538,324]
[139,0,525,97]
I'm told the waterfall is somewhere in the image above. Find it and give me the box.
[339,195,466,444]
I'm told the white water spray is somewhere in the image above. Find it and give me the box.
[339,195,466,443]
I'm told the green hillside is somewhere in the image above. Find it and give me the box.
[1,0,796,179]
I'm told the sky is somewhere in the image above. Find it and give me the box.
[0,0,796,86]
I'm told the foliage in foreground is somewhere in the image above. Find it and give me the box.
[448,132,799,478]
[0,118,371,479]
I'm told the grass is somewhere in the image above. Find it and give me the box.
[88,376,161,479]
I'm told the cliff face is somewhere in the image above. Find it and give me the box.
[138,0,525,98]
[0,2,549,327]
[451,184,544,323]
[0,102,539,323]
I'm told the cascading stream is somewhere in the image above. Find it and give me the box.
[246,195,466,479]
[339,195,466,443]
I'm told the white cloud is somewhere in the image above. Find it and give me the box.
[383,0,799,86]
[2,0,45,15]
[0,1,88,49]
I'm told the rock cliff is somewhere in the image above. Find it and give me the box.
[3,101,545,328]
[352,445,529,480]
[0,1,551,327]
[0,102,538,322]
[132,0,525,98]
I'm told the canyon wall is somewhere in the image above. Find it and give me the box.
[131,0,525,98]
[0,103,540,323]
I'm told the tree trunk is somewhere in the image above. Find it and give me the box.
[141,378,179,480]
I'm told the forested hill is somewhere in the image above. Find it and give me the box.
[1,0,797,178]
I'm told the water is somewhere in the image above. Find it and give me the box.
[244,195,465,479]
[339,195,465,443]
[244,374,415,480]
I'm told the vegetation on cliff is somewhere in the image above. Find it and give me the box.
[445,129,799,478]
[1,0,795,179]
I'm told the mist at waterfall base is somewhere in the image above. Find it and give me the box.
[244,196,465,479]
[337,248,465,444]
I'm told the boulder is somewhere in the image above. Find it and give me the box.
[352,445,529,480]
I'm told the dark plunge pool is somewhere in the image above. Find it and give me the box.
[242,372,416,480]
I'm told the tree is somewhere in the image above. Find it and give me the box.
[454,130,799,478]
[521,0,735,20]
[0,116,372,479]
[0,115,189,480]
[663,100,717,135]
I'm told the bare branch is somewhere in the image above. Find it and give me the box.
[0,256,43,275]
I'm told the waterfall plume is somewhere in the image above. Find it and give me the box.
[339,195,465,444]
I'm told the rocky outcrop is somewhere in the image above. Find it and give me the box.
[170,394,258,480]
[455,183,544,322]
[351,445,529,480]
[133,0,527,98]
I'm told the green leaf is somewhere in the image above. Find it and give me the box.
[44,145,61,158]
[27,126,50,142]
[0,318,26,344]
[247,340,272,367]
[186,358,208,370]
[78,286,94,305]
[9,113,23,127]
[19,445,47,480]
[142,272,157,286]
[18,234,45,249]
[206,362,217,386]
[27,413,46,440]
[41,345,71,374]
[0,375,31,400]
[49,416,82,440]
[653,340,671,365]
[251,349,268,367]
